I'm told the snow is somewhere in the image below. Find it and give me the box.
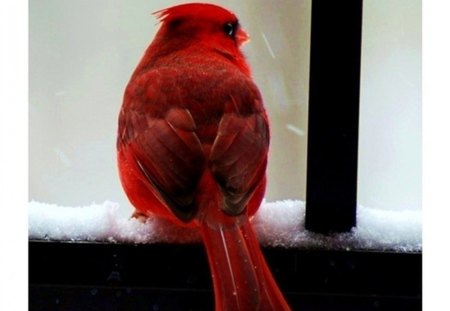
[252,200,422,252]
[28,201,198,244]
[28,200,421,252]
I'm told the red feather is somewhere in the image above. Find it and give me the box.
[117,3,291,310]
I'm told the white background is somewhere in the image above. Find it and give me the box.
[29,0,421,215]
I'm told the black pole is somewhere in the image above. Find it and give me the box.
[305,0,363,233]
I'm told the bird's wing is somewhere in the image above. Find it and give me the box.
[118,70,205,222]
[118,68,269,219]
[209,82,270,216]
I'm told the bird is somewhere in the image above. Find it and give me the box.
[117,3,291,310]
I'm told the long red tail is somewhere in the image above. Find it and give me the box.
[199,210,291,311]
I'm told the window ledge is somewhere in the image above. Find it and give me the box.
[30,240,421,311]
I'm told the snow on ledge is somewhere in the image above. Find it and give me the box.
[28,200,422,252]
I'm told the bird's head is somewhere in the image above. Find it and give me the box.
[153,3,250,64]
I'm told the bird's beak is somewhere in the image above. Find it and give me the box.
[236,27,250,46]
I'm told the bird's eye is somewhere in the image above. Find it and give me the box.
[223,22,237,38]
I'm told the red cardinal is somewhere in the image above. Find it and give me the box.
[117,3,291,310]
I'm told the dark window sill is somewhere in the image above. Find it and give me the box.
[29,240,421,311]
